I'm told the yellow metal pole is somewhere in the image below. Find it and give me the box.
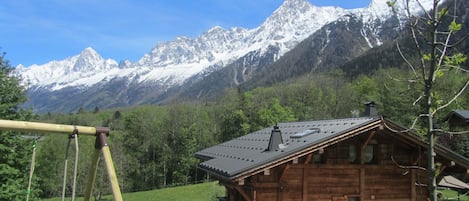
[97,133,123,201]
[0,119,120,199]
[84,149,101,201]
[102,147,123,201]
[0,119,97,136]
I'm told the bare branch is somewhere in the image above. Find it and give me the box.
[411,0,433,22]
[396,41,420,80]
[446,33,469,48]
[409,23,428,79]
[392,156,426,170]
[433,129,469,135]
[444,65,469,73]
[382,115,420,133]
[413,95,423,106]
[433,31,453,82]
[433,80,469,115]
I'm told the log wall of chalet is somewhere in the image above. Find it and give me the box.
[223,131,432,201]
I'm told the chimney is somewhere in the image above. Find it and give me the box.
[364,101,377,116]
[266,125,283,152]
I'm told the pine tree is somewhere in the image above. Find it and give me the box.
[0,51,37,200]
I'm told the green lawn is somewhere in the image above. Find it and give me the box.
[41,183,468,201]
[41,182,225,201]
[439,189,469,201]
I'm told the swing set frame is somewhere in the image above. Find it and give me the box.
[0,119,123,201]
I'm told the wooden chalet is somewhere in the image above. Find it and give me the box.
[195,116,469,201]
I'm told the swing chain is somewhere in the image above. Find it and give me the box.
[26,136,40,201]
[61,126,79,201]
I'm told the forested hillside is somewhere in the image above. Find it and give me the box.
[31,66,469,198]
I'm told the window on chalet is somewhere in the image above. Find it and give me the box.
[364,144,374,164]
[349,142,378,164]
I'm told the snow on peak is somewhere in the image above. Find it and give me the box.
[360,0,434,21]
[17,0,425,92]
[133,0,348,85]
[118,60,132,68]
[281,0,312,10]
[15,48,119,90]
[207,26,225,33]
[73,47,107,72]
[252,0,345,55]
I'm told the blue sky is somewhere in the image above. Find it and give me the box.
[0,0,371,66]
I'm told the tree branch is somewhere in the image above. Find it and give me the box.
[391,155,426,171]
[409,20,427,79]
[444,65,469,72]
[397,41,419,79]
[433,129,469,135]
[432,80,469,115]
[446,33,469,48]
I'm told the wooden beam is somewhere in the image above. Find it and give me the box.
[253,189,257,201]
[249,182,280,188]
[235,186,252,201]
[361,130,377,151]
[292,158,299,164]
[361,130,377,165]
[360,167,365,200]
[263,169,270,176]
[304,154,312,164]
[358,131,375,200]
[279,164,290,181]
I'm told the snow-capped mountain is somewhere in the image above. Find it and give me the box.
[14,0,434,113]
[16,47,121,91]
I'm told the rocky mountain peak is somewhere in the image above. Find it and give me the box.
[365,0,434,19]
[73,47,107,72]
[15,0,425,113]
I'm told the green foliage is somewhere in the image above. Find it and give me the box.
[0,53,28,119]
[0,132,35,201]
[386,0,397,14]
[350,75,380,105]
[449,20,462,32]
[220,109,250,142]
[444,53,467,66]
[0,51,38,200]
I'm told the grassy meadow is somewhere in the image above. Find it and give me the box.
[41,182,225,201]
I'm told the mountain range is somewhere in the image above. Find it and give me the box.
[14,0,435,113]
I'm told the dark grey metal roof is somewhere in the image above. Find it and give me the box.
[195,116,381,180]
[449,110,469,120]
